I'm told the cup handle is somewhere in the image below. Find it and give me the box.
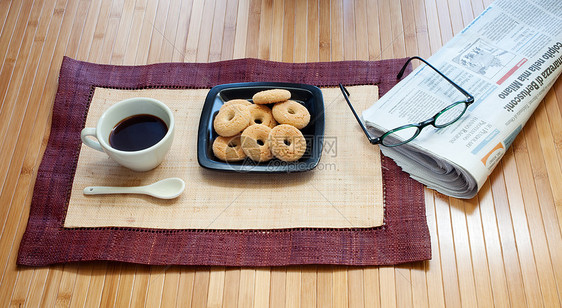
[80,128,104,152]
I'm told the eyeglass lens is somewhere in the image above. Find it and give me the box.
[433,101,468,127]
[381,125,420,147]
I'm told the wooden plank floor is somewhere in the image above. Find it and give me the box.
[1,0,561,306]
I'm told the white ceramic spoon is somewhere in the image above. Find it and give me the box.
[83,177,186,199]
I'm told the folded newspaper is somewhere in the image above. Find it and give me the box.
[363,0,562,198]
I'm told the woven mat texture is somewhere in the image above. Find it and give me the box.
[18,57,430,266]
[66,86,383,229]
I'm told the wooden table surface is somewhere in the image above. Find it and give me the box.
[1,0,562,307]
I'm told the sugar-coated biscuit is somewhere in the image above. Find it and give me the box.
[212,135,246,162]
[272,100,310,129]
[252,89,291,104]
[213,104,251,137]
[241,124,273,162]
[223,99,252,108]
[248,104,277,128]
[269,124,306,162]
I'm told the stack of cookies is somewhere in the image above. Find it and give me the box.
[212,89,311,163]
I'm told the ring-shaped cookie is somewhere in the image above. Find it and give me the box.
[241,124,273,162]
[269,124,307,162]
[212,135,247,162]
[272,100,311,129]
[252,89,291,104]
[213,104,251,137]
[248,104,277,128]
[223,99,252,108]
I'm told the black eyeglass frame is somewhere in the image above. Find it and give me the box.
[339,56,475,147]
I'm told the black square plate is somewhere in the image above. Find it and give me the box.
[197,82,325,173]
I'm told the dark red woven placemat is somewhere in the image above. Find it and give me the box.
[17,57,430,266]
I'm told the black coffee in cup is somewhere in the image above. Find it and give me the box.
[109,114,168,151]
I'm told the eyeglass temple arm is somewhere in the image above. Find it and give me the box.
[338,84,380,145]
[397,56,474,102]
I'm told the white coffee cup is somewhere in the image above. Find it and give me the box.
[80,97,175,172]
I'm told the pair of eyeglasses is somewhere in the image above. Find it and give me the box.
[339,56,474,147]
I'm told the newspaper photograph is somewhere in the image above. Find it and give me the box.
[362,0,562,198]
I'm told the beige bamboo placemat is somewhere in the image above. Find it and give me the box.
[64,85,383,229]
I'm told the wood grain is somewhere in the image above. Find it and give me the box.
[1,0,562,307]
